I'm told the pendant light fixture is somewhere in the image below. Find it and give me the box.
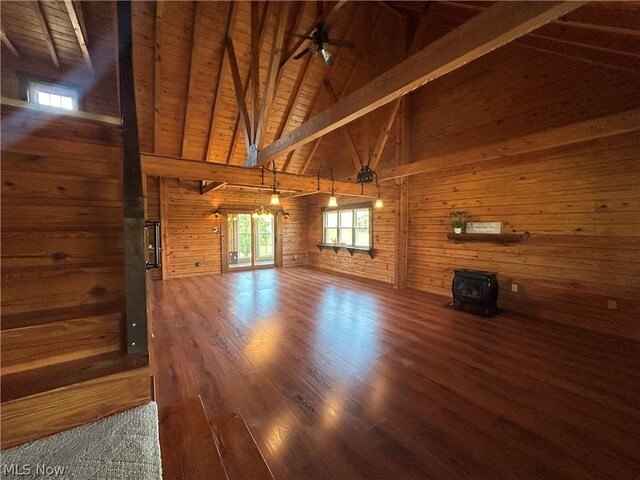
[270,160,280,206]
[317,161,338,208]
[373,172,383,209]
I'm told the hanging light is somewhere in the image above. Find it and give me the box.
[213,208,221,218]
[373,172,383,209]
[317,161,338,208]
[269,160,280,205]
[253,206,273,218]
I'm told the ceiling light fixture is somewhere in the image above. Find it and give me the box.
[373,172,383,209]
[252,206,273,218]
[317,161,338,208]
[270,160,280,206]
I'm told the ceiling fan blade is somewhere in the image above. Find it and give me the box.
[320,48,333,66]
[291,33,314,40]
[327,39,355,48]
[294,47,311,60]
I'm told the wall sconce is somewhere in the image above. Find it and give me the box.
[373,172,383,209]
[270,160,280,206]
[282,211,290,219]
[213,208,221,218]
[317,161,338,208]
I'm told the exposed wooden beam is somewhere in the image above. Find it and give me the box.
[64,0,93,74]
[32,1,60,69]
[180,2,202,158]
[255,3,291,151]
[258,1,586,166]
[378,107,640,182]
[324,79,362,171]
[141,153,397,199]
[369,9,430,171]
[0,27,20,58]
[276,55,312,146]
[250,1,260,145]
[225,3,270,165]
[199,181,227,195]
[226,37,252,156]
[280,0,347,68]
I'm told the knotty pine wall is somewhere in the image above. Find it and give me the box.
[305,194,396,284]
[158,180,308,278]
[405,42,640,338]
[1,106,150,447]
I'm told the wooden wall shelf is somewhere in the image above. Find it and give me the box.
[316,243,375,259]
[447,233,523,244]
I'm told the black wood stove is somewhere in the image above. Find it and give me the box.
[452,269,499,317]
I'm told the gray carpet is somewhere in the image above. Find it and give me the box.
[1,402,162,479]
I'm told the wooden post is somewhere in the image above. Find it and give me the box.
[394,98,409,290]
[117,0,148,354]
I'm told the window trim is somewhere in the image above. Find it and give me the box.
[19,75,85,111]
[27,81,79,111]
[321,202,373,248]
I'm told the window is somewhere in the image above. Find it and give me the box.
[323,204,372,247]
[27,81,78,111]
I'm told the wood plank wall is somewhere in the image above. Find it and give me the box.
[160,180,308,278]
[305,194,396,284]
[1,106,151,447]
[405,42,640,339]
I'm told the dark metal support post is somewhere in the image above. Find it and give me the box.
[118,0,148,354]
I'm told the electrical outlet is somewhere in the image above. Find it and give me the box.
[607,299,617,310]
[511,283,519,293]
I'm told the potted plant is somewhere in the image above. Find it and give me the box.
[449,211,469,234]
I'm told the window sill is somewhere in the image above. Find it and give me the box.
[316,243,375,259]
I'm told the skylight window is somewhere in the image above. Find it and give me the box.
[28,81,78,111]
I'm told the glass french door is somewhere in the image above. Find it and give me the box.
[227,213,275,270]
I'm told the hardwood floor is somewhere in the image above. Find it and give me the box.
[149,266,640,480]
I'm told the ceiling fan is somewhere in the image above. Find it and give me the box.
[292,23,355,66]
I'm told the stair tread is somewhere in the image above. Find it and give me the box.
[160,397,228,480]
[1,351,148,403]
[212,411,275,480]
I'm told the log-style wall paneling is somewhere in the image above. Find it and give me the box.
[1,105,150,446]
[0,366,150,449]
[162,179,308,278]
[305,195,396,284]
[405,40,640,339]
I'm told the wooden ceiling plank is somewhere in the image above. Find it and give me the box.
[205,1,238,162]
[63,0,93,74]
[250,1,260,145]
[31,1,60,69]
[0,26,20,58]
[255,3,291,152]
[324,79,362,171]
[378,107,640,182]
[276,55,312,145]
[280,0,347,68]
[141,153,396,199]
[154,1,165,154]
[300,11,384,174]
[369,7,431,171]
[181,2,202,158]
[226,2,270,165]
[257,1,586,166]
[226,36,252,156]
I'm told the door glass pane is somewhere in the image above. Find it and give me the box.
[256,215,274,265]
[340,210,353,228]
[229,214,252,269]
[339,228,353,245]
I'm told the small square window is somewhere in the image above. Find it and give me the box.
[28,81,79,111]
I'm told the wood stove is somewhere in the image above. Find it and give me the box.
[452,269,499,317]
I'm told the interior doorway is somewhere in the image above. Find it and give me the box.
[224,212,277,271]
